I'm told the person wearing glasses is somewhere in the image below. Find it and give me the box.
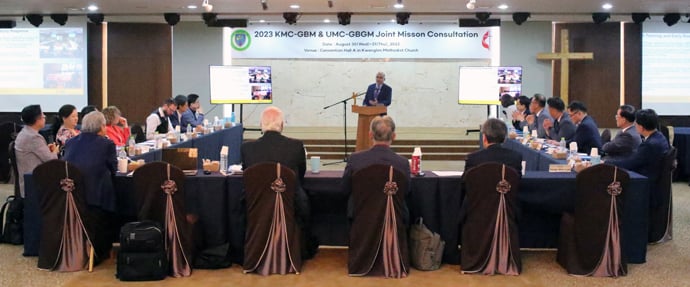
[567,101,602,155]
[363,72,392,107]
[602,105,642,160]
[14,105,59,197]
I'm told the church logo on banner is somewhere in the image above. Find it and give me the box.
[482,31,491,50]
[231,29,251,51]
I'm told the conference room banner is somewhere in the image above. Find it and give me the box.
[225,23,500,59]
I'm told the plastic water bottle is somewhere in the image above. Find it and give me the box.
[230,112,236,125]
[186,123,192,135]
[127,136,136,156]
[220,153,228,173]
[559,137,566,151]
[117,146,127,159]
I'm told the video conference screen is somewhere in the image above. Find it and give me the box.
[209,65,273,104]
[0,27,88,112]
[458,66,522,105]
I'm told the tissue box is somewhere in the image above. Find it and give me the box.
[203,161,220,172]
[552,150,568,159]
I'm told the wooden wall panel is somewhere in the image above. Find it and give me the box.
[553,23,621,128]
[624,23,642,110]
[106,23,172,126]
[87,23,103,109]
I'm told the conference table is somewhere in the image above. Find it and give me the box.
[22,136,650,266]
[673,127,690,181]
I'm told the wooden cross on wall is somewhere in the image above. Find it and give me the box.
[537,29,594,103]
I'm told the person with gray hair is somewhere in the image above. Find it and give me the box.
[363,72,393,107]
[341,115,411,223]
[63,110,118,261]
[240,106,318,259]
[524,93,553,138]
[464,118,523,174]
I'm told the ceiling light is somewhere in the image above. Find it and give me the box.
[466,0,476,10]
[602,3,613,10]
[87,4,99,12]
[498,4,508,10]
[324,19,330,23]
[187,5,197,9]
[290,4,300,9]
[390,19,395,23]
[259,19,266,23]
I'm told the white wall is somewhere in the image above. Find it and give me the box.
[173,21,553,128]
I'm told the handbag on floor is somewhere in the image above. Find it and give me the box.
[409,218,444,271]
[0,195,23,245]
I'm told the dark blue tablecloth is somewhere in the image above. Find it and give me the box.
[673,127,690,180]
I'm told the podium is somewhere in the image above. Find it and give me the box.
[352,104,387,152]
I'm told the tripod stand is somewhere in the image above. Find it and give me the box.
[322,92,364,165]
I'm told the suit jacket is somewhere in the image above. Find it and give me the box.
[363,83,392,106]
[546,113,576,142]
[168,110,184,131]
[63,132,117,212]
[342,144,411,223]
[465,143,523,175]
[602,125,642,160]
[607,131,669,184]
[512,110,530,131]
[241,131,309,219]
[527,109,553,139]
[14,126,58,197]
[572,115,603,155]
[180,109,204,131]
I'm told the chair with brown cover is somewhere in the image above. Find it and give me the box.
[133,162,193,277]
[349,164,409,278]
[461,163,521,275]
[34,160,97,271]
[8,141,19,196]
[557,164,629,277]
[243,162,302,275]
[0,122,19,183]
[649,147,677,243]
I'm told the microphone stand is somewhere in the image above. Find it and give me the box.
[322,92,365,165]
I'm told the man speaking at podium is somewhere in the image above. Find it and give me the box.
[363,72,392,107]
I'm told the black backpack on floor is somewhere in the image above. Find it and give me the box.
[0,195,23,245]
[117,221,167,281]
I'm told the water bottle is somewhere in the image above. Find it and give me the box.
[127,136,136,156]
[186,123,192,135]
[117,146,127,159]
[230,112,236,125]
[220,153,228,173]
[559,137,566,151]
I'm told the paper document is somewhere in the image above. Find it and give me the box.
[432,171,464,177]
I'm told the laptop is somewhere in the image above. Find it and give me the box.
[162,148,199,176]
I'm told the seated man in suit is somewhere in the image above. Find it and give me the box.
[181,93,205,132]
[607,109,670,188]
[523,94,553,138]
[240,106,316,259]
[543,97,576,143]
[567,101,603,155]
[465,118,523,174]
[15,105,59,197]
[168,94,189,132]
[63,111,118,261]
[363,72,392,107]
[342,116,411,223]
[602,105,642,160]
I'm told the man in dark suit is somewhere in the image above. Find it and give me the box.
[168,94,189,132]
[607,109,670,205]
[362,72,392,107]
[342,116,410,222]
[523,94,553,138]
[240,106,316,258]
[543,97,576,143]
[465,118,523,174]
[63,111,117,260]
[567,101,602,155]
[602,105,642,160]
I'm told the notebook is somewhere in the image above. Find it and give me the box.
[162,148,199,176]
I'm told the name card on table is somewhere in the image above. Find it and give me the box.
[549,164,572,173]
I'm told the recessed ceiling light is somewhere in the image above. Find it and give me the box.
[289,4,300,9]
[259,19,266,23]
[498,4,508,10]
[602,3,613,10]
[87,4,99,11]
[324,19,331,23]
[187,5,197,9]
[390,19,396,22]
[393,3,404,9]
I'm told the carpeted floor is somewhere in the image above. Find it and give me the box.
[2,181,689,287]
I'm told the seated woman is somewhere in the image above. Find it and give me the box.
[52,104,80,146]
[63,111,117,261]
[102,106,131,147]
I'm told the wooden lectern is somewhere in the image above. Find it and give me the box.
[352,99,387,152]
